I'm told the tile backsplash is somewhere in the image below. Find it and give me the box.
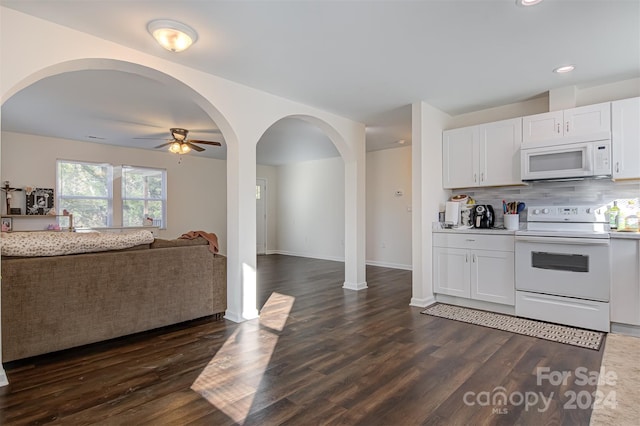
[450,179,640,226]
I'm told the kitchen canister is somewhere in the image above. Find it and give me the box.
[503,214,519,230]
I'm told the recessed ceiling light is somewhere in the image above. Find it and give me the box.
[553,65,575,74]
[147,19,198,52]
[517,0,543,6]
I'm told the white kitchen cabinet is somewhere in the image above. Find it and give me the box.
[433,233,515,306]
[522,110,564,144]
[471,250,515,305]
[612,97,640,180]
[433,247,470,298]
[611,238,640,325]
[442,126,478,189]
[443,117,522,189]
[522,102,611,145]
[478,118,523,187]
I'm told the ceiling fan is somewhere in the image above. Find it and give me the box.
[149,128,222,154]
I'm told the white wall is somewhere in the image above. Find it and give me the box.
[411,102,451,308]
[256,164,278,254]
[1,7,368,328]
[275,157,345,261]
[1,132,228,252]
[366,146,412,269]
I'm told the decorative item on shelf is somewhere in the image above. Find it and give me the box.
[25,188,54,215]
[1,217,12,232]
[2,181,23,215]
[10,208,21,215]
[143,217,154,226]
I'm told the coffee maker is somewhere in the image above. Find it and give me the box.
[473,204,495,228]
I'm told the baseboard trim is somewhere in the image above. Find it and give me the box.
[435,294,516,316]
[410,296,436,308]
[343,281,368,291]
[270,250,345,263]
[366,259,412,271]
[611,322,640,338]
[0,368,8,387]
[224,310,245,323]
[266,251,412,271]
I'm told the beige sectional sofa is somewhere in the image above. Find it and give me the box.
[1,237,226,362]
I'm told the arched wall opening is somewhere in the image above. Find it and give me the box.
[253,114,365,306]
[0,59,238,377]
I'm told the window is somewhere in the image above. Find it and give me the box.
[122,166,166,228]
[57,160,112,228]
[57,161,166,229]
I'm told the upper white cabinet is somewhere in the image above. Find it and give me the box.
[443,117,522,189]
[612,97,640,180]
[442,126,478,189]
[522,102,611,145]
[479,118,523,187]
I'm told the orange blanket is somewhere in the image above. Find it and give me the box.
[179,231,219,254]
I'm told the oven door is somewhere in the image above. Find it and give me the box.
[515,235,610,301]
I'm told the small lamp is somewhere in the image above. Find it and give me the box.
[147,19,198,52]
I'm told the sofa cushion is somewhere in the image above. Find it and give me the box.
[150,236,209,249]
[0,230,155,257]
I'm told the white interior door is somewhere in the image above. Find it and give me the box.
[256,178,267,255]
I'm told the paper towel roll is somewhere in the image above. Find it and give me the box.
[445,201,460,225]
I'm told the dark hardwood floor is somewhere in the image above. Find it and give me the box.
[0,254,604,425]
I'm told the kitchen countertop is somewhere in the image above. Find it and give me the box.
[610,231,640,240]
[432,224,640,239]
[432,223,519,235]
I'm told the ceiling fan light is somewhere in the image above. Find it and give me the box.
[169,141,182,153]
[147,20,198,52]
[180,143,191,154]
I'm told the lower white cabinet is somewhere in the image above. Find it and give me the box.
[611,238,640,325]
[433,233,515,306]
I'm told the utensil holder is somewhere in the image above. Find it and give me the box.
[504,214,519,231]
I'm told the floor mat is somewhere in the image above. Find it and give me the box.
[422,303,604,350]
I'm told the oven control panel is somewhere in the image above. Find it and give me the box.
[526,205,606,223]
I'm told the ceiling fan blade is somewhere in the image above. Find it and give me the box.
[189,139,222,146]
[154,142,173,149]
[134,137,170,140]
[185,142,205,152]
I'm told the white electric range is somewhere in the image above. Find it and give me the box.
[514,204,611,332]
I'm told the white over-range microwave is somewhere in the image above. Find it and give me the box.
[521,139,612,182]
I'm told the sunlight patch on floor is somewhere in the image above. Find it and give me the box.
[191,292,295,424]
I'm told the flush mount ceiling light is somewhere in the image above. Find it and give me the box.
[147,19,198,52]
[553,65,576,74]
[517,0,543,6]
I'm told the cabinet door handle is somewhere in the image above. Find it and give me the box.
[465,239,475,242]
[556,123,561,134]
[616,162,620,173]
[472,254,476,263]
[566,122,570,133]
[481,172,484,182]
[474,173,477,183]
[465,254,468,263]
